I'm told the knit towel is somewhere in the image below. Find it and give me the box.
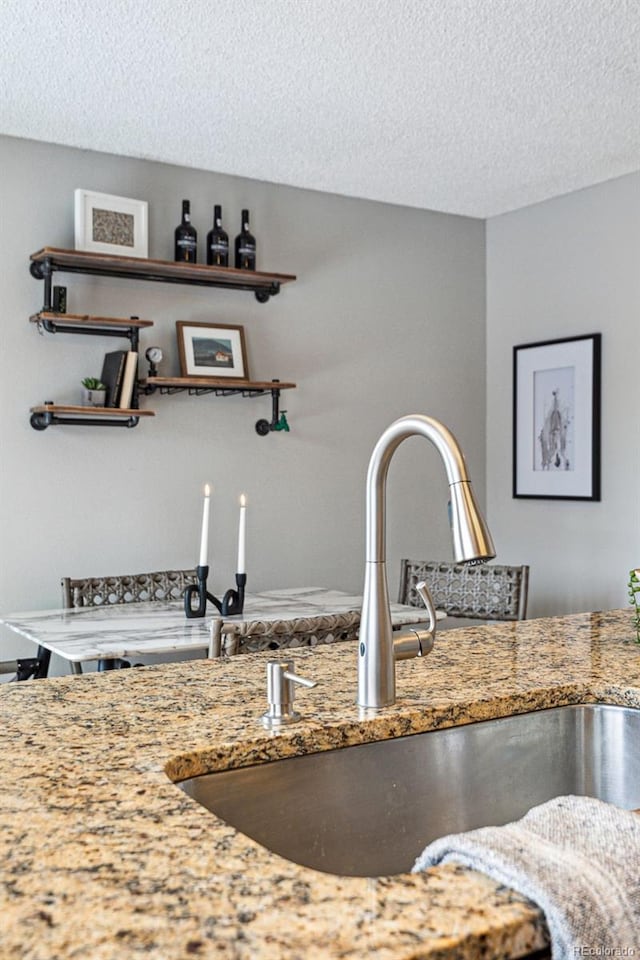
[412,795,640,958]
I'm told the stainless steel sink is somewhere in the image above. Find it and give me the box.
[178,704,640,877]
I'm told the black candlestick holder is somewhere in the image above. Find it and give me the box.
[184,566,246,619]
[221,572,246,616]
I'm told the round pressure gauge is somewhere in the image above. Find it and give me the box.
[145,346,163,364]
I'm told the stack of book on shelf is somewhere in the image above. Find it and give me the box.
[100,350,138,408]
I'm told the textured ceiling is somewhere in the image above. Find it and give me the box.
[1,0,639,217]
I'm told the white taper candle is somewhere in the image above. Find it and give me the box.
[237,494,247,574]
[199,484,211,567]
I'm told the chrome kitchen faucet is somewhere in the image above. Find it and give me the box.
[358,414,496,710]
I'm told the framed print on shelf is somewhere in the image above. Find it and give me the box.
[513,333,601,501]
[176,322,249,381]
[74,189,149,258]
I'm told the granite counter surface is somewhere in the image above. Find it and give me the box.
[1,608,639,959]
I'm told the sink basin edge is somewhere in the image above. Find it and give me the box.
[174,702,640,877]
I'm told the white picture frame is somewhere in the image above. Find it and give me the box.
[513,333,601,501]
[74,189,149,258]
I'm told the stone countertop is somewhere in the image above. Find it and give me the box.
[1,608,639,959]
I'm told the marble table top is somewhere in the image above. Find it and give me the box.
[1,586,436,664]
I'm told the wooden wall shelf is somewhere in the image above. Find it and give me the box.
[30,404,155,431]
[140,376,296,395]
[30,311,153,342]
[31,311,153,329]
[30,248,296,303]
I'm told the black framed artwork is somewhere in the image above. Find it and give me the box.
[513,333,601,501]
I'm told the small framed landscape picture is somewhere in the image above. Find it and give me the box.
[513,333,601,501]
[74,189,149,258]
[176,322,249,381]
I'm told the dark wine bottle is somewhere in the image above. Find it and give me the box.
[206,205,229,266]
[174,199,197,263]
[234,208,256,270]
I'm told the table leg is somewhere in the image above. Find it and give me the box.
[34,646,51,679]
[2,646,52,681]
[97,659,131,671]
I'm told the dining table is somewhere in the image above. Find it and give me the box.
[0,586,441,677]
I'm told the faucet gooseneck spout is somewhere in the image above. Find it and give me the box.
[358,414,496,710]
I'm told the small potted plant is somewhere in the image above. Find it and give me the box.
[81,377,107,407]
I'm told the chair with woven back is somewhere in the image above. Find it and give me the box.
[61,568,198,609]
[398,559,529,624]
[210,610,363,657]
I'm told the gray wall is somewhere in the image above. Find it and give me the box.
[0,135,487,668]
[486,171,640,617]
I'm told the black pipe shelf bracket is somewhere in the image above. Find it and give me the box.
[141,377,295,436]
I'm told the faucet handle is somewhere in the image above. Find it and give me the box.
[261,659,318,728]
[414,580,437,634]
[393,580,437,662]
